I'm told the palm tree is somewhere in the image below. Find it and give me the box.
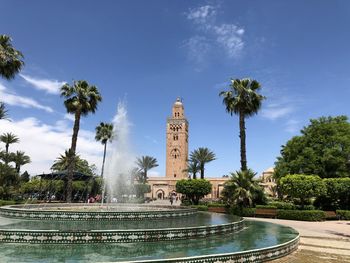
[0,132,19,153]
[0,35,24,80]
[220,78,265,171]
[60,80,102,202]
[183,160,200,179]
[189,147,216,179]
[135,156,158,183]
[226,169,260,207]
[0,102,9,121]
[13,151,31,173]
[95,122,114,178]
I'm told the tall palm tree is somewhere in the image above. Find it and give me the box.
[13,151,31,173]
[0,132,19,153]
[61,80,102,202]
[135,156,158,183]
[190,147,216,179]
[0,102,9,121]
[183,160,200,179]
[219,78,265,171]
[0,35,24,80]
[95,122,114,178]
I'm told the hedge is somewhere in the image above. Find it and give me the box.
[268,201,296,210]
[190,205,208,211]
[277,210,326,221]
[207,203,227,208]
[229,206,255,217]
[336,210,350,220]
[256,205,277,209]
[0,200,16,206]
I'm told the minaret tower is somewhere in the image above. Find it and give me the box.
[166,98,189,179]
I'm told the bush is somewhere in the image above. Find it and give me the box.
[256,205,277,209]
[0,200,16,206]
[277,210,326,221]
[190,205,208,211]
[269,201,296,210]
[229,206,255,217]
[297,205,315,210]
[336,210,350,220]
[207,203,227,208]
[176,179,212,205]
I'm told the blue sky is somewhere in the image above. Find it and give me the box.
[0,0,350,177]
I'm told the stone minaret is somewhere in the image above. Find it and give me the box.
[166,98,189,179]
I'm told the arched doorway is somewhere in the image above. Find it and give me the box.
[156,189,165,200]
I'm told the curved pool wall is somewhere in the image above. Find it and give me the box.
[0,221,299,262]
[0,204,197,221]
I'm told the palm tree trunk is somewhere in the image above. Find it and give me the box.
[5,143,9,154]
[101,142,107,178]
[66,110,81,203]
[200,164,204,179]
[239,111,247,171]
[193,172,197,180]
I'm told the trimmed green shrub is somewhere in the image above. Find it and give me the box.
[269,201,296,210]
[0,200,16,206]
[190,205,208,211]
[207,203,227,208]
[229,206,255,217]
[256,205,277,209]
[277,210,326,221]
[336,210,350,220]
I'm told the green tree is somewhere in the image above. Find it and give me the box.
[13,151,31,173]
[275,116,350,179]
[135,156,158,183]
[176,179,212,205]
[0,35,24,80]
[133,183,151,199]
[0,162,19,199]
[183,160,200,179]
[95,122,114,178]
[189,147,216,179]
[60,80,102,202]
[221,169,265,207]
[280,174,326,208]
[220,78,265,171]
[0,102,9,120]
[0,132,19,154]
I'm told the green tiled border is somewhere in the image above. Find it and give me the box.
[0,219,244,244]
[0,204,197,221]
[122,235,299,263]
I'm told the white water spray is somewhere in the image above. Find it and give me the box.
[103,101,136,201]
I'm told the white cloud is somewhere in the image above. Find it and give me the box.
[213,24,245,57]
[182,36,211,71]
[186,5,217,26]
[20,74,66,94]
[261,105,293,120]
[184,5,245,66]
[148,170,161,177]
[0,82,54,113]
[0,117,102,175]
[64,114,75,122]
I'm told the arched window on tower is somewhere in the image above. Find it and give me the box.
[170,148,180,159]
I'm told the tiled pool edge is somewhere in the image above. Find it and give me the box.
[121,234,300,263]
[0,219,244,244]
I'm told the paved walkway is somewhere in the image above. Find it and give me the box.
[245,217,350,262]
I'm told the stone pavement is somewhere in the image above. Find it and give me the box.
[245,217,350,262]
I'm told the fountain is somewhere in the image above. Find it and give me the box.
[0,103,299,262]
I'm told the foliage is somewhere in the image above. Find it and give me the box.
[176,179,212,205]
[336,210,350,220]
[51,150,97,177]
[189,147,216,179]
[276,210,326,221]
[0,35,24,80]
[280,174,326,208]
[135,156,158,183]
[314,178,350,210]
[229,206,256,217]
[183,160,200,179]
[222,169,266,208]
[268,201,296,210]
[12,151,31,173]
[190,205,208,211]
[207,203,227,208]
[256,205,278,209]
[0,102,9,120]
[0,200,16,206]
[0,132,19,154]
[219,78,265,171]
[0,163,19,199]
[274,116,350,179]
[95,122,114,178]
[61,80,102,202]
[133,183,151,198]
